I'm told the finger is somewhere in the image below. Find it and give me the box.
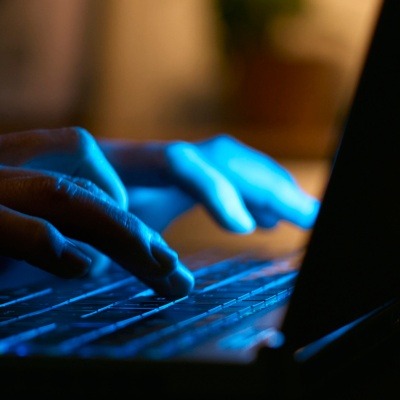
[0,205,92,278]
[68,176,121,208]
[255,182,320,229]
[234,170,320,229]
[72,127,128,210]
[0,166,119,208]
[240,175,320,229]
[198,134,320,229]
[166,142,256,233]
[0,198,129,279]
[0,127,128,210]
[0,175,194,297]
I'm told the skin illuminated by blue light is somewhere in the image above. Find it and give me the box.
[129,134,320,234]
[197,134,320,229]
[24,127,129,210]
[166,142,256,233]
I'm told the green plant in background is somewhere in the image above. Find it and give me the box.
[214,0,304,55]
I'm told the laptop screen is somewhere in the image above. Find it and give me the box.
[281,0,400,350]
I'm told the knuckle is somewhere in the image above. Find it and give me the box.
[38,175,77,203]
[58,126,96,159]
[165,141,193,165]
[71,177,112,203]
[212,133,235,146]
[205,134,238,156]
[72,126,96,158]
[167,140,190,153]
[59,126,84,148]
[71,177,96,191]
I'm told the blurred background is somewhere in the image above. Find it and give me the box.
[0,0,380,159]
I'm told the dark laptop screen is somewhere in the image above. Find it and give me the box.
[281,0,400,350]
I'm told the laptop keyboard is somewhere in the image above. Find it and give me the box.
[0,251,299,359]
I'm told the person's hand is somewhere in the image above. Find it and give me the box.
[0,127,194,297]
[198,134,320,228]
[103,134,320,233]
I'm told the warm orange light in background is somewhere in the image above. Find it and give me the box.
[0,0,381,159]
[0,0,90,123]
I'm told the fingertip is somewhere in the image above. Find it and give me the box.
[223,213,256,234]
[295,197,321,229]
[210,195,256,234]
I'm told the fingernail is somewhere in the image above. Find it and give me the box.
[61,240,92,277]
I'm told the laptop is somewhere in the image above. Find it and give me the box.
[1,0,400,398]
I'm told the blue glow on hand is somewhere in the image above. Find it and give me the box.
[128,134,320,234]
